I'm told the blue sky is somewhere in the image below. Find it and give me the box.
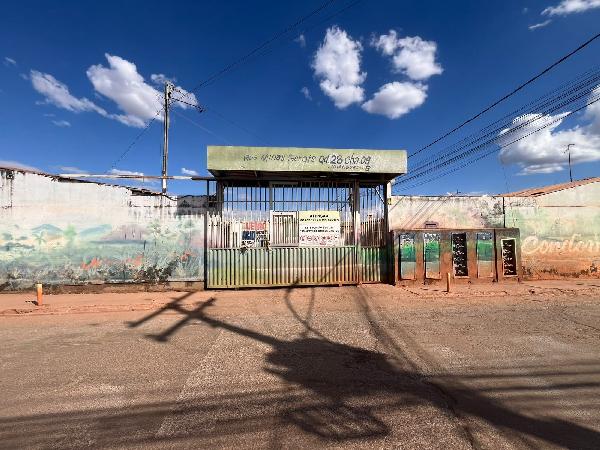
[1,0,599,195]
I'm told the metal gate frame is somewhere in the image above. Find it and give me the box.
[205,179,390,288]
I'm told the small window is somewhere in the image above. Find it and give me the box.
[476,232,494,278]
[399,233,416,279]
[424,232,441,279]
[501,238,518,276]
[270,211,298,246]
[452,233,468,277]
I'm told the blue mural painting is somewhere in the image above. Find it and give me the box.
[0,218,205,290]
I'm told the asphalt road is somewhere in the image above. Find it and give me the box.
[1,284,599,449]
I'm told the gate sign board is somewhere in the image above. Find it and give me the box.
[207,146,407,179]
[298,211,340,247]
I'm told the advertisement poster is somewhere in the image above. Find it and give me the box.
[241,221,267,247]
[298,211,340,247]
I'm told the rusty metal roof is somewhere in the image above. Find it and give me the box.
[501,177,600,197]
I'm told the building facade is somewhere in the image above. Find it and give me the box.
[1,159,597,291]
[388,178,600,281]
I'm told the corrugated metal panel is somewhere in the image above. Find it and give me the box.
[207,246,357,288]
[360,246,389,283]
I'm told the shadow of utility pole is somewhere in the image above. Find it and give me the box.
[126,289,600,447]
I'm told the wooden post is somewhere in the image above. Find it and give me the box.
[446,272,451,293]
[36,283,43,306]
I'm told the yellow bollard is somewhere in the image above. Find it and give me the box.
[446,272,451,293]
[36,283,43,306]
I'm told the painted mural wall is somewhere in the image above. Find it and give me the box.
[389,183,600,280]
[0,169,207,290]
[388,195,505,230]
[504,182,600,279]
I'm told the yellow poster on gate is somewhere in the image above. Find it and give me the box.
[298,211,341,247]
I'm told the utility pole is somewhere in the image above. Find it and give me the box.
[565,143,574,183]
[161,82,173,194]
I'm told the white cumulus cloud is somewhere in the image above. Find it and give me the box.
[30,69,138,127]
[543,0,600,16]
[361,82,427,119]
[371,30,443,81]
[30,70,106,114]
[30,54,197,128]
[87,54,197,127]
[4,57,16,67]
[181,167,199,176]
[312,26,366,109]
[500,90,600,175]
[52,120,71,127]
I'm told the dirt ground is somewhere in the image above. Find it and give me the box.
[1,281,599,449]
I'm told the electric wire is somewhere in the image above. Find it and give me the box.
[202,107,271,145]
[409,30,600,159]
[404,70,600,179]
[172,0,364,98]
[397,96,600,192]
[405,85,598,181]
[399,68,600,182]
[398,87,598,185]
[108,107,163,172]
[410,66,600,168]
[170,0,365,146]
[109,0,356,169]
[171,108,233,145]
[184,0,337,94]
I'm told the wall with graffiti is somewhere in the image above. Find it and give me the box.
[0,169,207,290]
[504,182,600,279]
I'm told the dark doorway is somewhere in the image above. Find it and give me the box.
[452,233,468,277]
[501,238,518,276]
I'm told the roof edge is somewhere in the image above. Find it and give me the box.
[0,166,162,196]
[500,177,600,197]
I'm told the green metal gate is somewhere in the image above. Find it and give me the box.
[205,181,388,288]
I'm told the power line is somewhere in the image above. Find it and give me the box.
[107,0,362,171]
[203,106,271,145]
[108,108,162,171]
[399,67,600,182]
[173,0,364,98]
[184,0,337,94]
[409,30,600,159]
[170,0,365,147]
[400,89,596,186]
[396,96,600,192]
[171,97,205,111]
[107,91,203,172]
[171,108,233,145]
[404,69,600,179]
[410,66,600,168]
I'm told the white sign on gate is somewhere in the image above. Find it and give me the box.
[298,211,341,247]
